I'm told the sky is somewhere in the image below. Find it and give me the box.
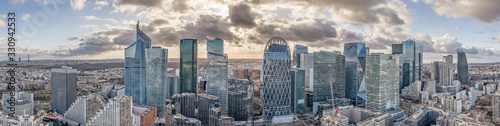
[1,0,500,63]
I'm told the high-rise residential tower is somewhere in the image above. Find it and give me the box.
[125,22,151,104]
[343,42,367,106]
[293,45,308,68]
[206,37,228,115]
[262,37,292,121]
[145,47,168,117]
[313,51,346,102]
[51,66,77,114]
[180,39,198,94]
[457,49,468,84]
[365,54,400,112]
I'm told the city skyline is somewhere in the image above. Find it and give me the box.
[1,0,500,63]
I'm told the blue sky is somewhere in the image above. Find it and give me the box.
[1,0,500,63]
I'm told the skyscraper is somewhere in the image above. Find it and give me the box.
[206,37,228,115]
[392,40,422,89]
[492,93,500,123]
[366,54,399,112]
[198,93,219,125]
[457,49,469,84]
[431,61,442,84]
[291,68,306,114]
[443,55,453,70]
[293,45,308,68]
[145,47,168,117]
[125,22,151,104]
[313,51,345,102]
[51,66,77,114]
[300,53,314,89]
[228,79,254,123]
[262,37,292,121]
[343,42,367,105]
[180,39,198,94]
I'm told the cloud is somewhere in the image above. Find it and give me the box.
[113,0,164,10]
[0,14,6,28]
[9,0,27,5]
[229,3,258,28]
[21,13,31,21]
[422,0,500,23]
[493,35,500,43]
[71,0,86,10]
[83,15,118,23]
[94,1,109,10]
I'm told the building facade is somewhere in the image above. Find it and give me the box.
[293,44,308,68]
[343,42,367,106]
[228,79,254,123]
[171,93,196,118]
[262,37,292,120]
[457,49,469,84]
[291,68,306,114]
[2,92,34,116]
[313,51,345,102]
[51,66,77,114]
[198,93,219,125]
[206,37,228,115]
[125,22,151,104]
[180,39,198,95]
[145,47,168,117]
[366,54,400,112]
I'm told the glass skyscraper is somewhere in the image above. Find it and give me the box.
[293,45,308,68]
[180,39,198,95]
[392,40,422,90]
[51,66,77,114]
[366,54,400,112]
[343,42,367,106]
[313,51,345,102]
[300,53,314,89]
[262,37,292,121]
[125,22,151,104]
[206,37,228,115]
[145,47,168,117]
[457,49,469,84]
[291,68,306,114]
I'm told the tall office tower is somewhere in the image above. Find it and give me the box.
[300,53,314,89]
[416,47,423,81]
[291,68,306,114]
[457,49,469,84]
[365,54,400,112]
[180,39,198,95]
[262,37,292,121]
[51,66,77,114]
[87,96,135,126]
[392,40,422,89]
[439,64,452,86]
[125,22,151,104]
[402,62,411,91]
[63,93,107,125]
[2,92,34,116]
[145,47,168,117]
[431,61,442,83]
[313,51,346,102]
[293,45,308,68]
[343,42,367,105]
[492,93,500,124]
[171,93,196,118]
[233,69,260,97]
[228,79,254,123]
[198,93,219,125]
[443,55,453,70]
[206,37,228,115]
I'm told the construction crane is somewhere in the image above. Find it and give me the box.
[321,81,341,125]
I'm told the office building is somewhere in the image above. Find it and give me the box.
[313,51,345,102]
[431,61,442,83]
[261,37,292,121]
[293,45,308,68]
[168,76,180,98]
[145,47,168,117]
[439,63,452,86]
[198,93,219,125]
[300,53,314,89]
[233,69,260,97]
[209,103,221,126]
[366,54,400,112]
[343,42,367,106]
[228,79,254,123]
[2,92,34,116]
[392,40,422,89]
[180,39,198,94]
[133,105,157,126]
[63,93,107,125]
[206,37,228,115]
[291,68,306,114]
[125,22,151,104]
[457,49,469,84]
[51,66,77,114]
[443,55,453,69]
[493,93,500,123]
[171,93,196,118]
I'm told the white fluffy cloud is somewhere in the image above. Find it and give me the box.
[422,0,500,23]
[21,13,31,21]
[70,0,86,10]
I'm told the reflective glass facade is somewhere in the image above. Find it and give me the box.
[457,49,468,84]
[180,39,198,95]
[145,47,168,117]
[206,38,228,115]
[313,51,345,102]
[343,42,366,105]
[293,45,308,68]
[262,37,291,120]
[291,68,306,114]
[300,53,314,89]
[125,22,151,104]
[366,54,400,112]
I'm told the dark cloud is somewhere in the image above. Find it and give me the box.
[114,0,164,9]
[179,15,235,42]
[68,37,79,41]
[425,0,500,23]
[229,3,258,28]
[150,18,169,26]
[171,0,193,13]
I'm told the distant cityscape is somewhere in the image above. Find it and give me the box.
[1,22,500,126]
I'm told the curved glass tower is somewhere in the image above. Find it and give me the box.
[262,37,292,120]
[457,49,468,84]
[125,21,151,104]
